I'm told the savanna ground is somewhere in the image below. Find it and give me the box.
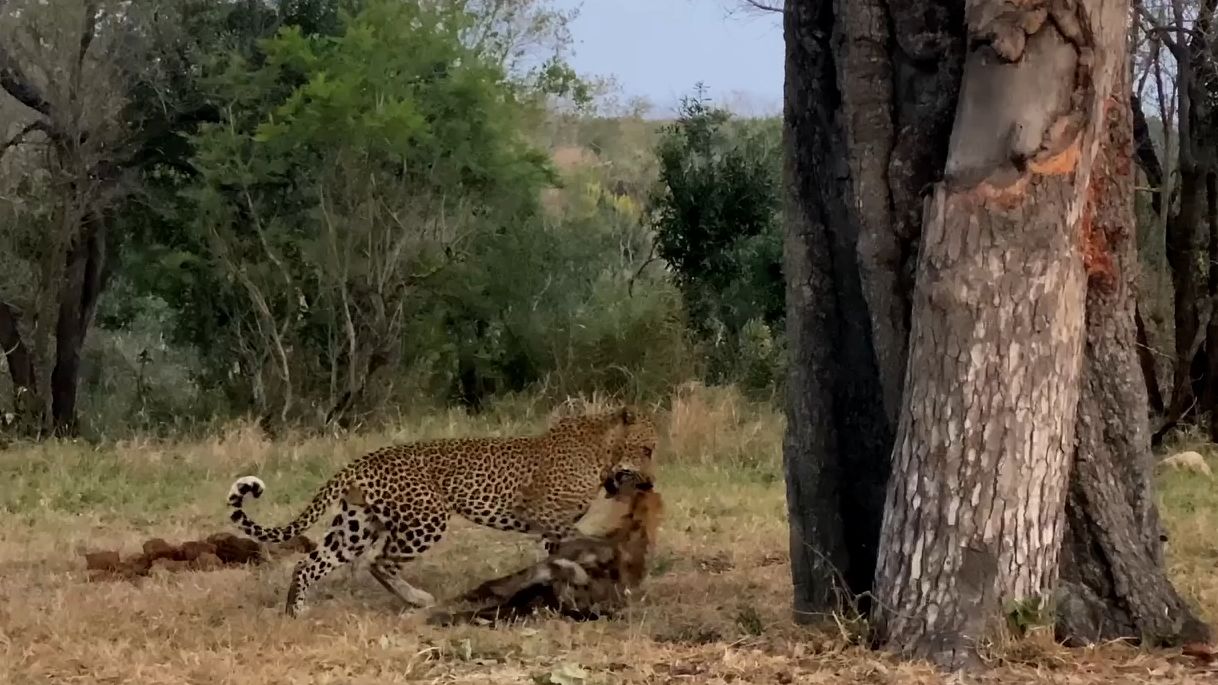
[1,387,1216,684]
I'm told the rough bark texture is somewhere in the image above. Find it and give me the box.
[841,0,965,427]
[782,0,961,620]
[783,0,894,619]
[836,0,902,426]
[1058,83,1211,647]
[871,0,1132,668]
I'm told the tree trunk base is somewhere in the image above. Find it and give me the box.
[1058,81,1212,650]
[1058,478,1212,647]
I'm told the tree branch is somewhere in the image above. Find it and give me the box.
[1130,93,1164,214]
[77,1,100,70]
[0,37,53,117]
[0,119,52,157]
[739,0,783,11]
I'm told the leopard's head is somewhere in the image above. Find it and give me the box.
[604,406,657,478]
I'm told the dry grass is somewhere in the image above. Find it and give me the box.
[1,389,1216,684]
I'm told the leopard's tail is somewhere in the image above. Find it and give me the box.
[227,472,349,543]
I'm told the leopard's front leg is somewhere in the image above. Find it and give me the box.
[514,496,590,557]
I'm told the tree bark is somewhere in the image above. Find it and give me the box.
[1056,79,1212,647]
[781,0,961,621]
[1135,305,1165,414]
[1153,0,1218,442]
[50,213,109,435]
[781,0,897,619]
[0,299,38,414]
[1128,93,1167,418]
[837,0,901,426]
[1163,167,1203,430]
[871,0,1132,668]
[1130,93,1163,216]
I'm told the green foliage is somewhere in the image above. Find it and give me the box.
[429,169,694,409]
[85,0,688,430]
[650,89,784,393]
[174,0,552,422]
[1005,596,1052,636]
[3,0,773,434]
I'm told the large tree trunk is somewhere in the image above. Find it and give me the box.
[782,0,894,618]
[781,0,962,620]
[870,0,1132,668]
[1058,84,1210,647]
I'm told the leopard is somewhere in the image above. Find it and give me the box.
[225,406,657,617]
[426,467,664,626]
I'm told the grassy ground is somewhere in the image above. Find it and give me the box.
[1,387,1216,684]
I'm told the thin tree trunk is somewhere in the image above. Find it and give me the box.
[872,0,1131,668]
[1056,82,1211,647]
[50,213,108,435]
[1203,173,1218,440]
[0,299,40,424]
[1135,305,1166,414]
[1164,168,1202,428]
[1130,93,1164,216]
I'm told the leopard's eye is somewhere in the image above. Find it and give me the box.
[641,446,653,458]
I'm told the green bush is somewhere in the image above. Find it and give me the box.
[650,89,784,391]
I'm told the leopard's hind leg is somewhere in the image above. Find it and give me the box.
[366,498,447,609]
[285,495,380,616]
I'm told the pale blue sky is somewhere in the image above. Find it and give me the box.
[554,1,783,117]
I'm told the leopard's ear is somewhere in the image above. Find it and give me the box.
[619,406,637,425]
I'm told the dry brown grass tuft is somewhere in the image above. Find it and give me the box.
[665,382,783,469]
[1,386,1216,683]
